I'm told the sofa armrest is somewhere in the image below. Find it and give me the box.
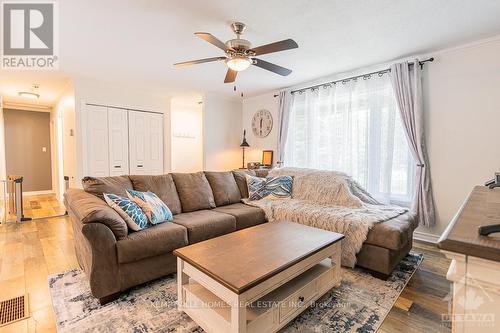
[64,188,128,240]
[79,222,120,298]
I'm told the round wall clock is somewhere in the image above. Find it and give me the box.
[252,109,273,138]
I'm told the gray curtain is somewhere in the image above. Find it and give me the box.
[277,90,292,166]
[390,60,436,227]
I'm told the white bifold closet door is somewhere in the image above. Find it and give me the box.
[108,107,130,176]
[128,111,164,175]
[86,105,109,177]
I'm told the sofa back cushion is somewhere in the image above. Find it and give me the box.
[82,176,133,200]
[172,172,216,212]
[128,174,182,215]
[204,171,241,206]
[64,188,128,240]
[232,170,256,198]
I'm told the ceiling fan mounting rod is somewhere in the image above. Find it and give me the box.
[231,22,246,37]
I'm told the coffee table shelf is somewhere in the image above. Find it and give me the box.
[181,258,338,333]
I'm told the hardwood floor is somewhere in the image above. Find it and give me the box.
[3,194,66,222]
[0,216,77,333]
[0,216,451,333]
[380,241,452,333]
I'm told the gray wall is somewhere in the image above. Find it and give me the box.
[4,109,52,192]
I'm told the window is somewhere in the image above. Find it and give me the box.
[284,74,414,204]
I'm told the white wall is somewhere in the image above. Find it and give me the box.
[73,78,171,183]
[242,93,280,166]
[420,38,500,237]
[56,84,76,189]
[241,36,500,238]
[203,93,242,171]
[171,98,203,172]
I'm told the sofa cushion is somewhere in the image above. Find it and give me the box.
[129,174,182,215]
[173,210,236,244]
[82,176,133,200]
[104,193,149,231]
[116,222,188,264]
[172,172,216,212]
[126,189,173,224]
[205,171,241,206]
[364,212,418,250]
[213,203,267,230]
[246,175,293,201]
[64,188,128,240]
[232,170,256,198]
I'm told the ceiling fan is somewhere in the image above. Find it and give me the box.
[174,22,298,83]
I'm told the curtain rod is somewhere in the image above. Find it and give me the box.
[290,57,434,95]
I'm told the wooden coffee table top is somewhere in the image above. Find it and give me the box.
[173,221,344,294]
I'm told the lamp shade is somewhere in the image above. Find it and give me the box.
[240,130,250,147]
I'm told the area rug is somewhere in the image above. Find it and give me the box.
[49,253,423,333]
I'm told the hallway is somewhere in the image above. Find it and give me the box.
[4,194,66,222]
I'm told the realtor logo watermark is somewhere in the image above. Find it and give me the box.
[1,1,59,69]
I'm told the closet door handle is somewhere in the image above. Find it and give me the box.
[114,165,121,168]
[137,165,143,168]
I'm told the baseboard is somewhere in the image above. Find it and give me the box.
[413,231,440,244]
[23,190,55,196]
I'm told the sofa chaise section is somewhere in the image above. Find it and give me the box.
[356,212,418,277]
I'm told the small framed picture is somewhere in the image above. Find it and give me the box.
[262,150,273,166]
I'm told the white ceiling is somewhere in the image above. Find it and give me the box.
[0,71,70,107]
[2,0,500,103]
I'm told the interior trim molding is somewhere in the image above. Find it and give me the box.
[413,231,440,244]
[3,102,52,113]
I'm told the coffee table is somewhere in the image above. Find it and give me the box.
[173,221,344,333]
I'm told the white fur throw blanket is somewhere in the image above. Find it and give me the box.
[244,167,409,268]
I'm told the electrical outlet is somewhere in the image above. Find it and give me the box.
[42,147,47,152]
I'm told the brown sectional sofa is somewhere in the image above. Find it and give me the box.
[65,170,416,304]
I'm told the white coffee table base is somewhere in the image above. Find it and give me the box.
[177,241,342,333]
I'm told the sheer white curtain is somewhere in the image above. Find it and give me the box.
[284,73,414,204]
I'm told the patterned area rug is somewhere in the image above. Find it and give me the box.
[49,253,423,333]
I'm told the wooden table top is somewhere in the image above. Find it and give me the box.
[173,221,344,294]
[438,186,500,262]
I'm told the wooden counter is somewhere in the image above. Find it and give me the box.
[438,186,500,261]
[438,186,500,333]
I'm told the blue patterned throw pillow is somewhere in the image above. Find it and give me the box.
[104,193,149,231]
[246,175,293,201]
[126,189,173,225]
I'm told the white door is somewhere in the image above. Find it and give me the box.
[147,112,164,175]
[128,111,148,174]
[128,111,164,175]
[108,108,129,176]
[86,105,109,177]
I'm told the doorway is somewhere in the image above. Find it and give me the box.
[3,107,66,221]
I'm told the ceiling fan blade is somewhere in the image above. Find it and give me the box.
[253,58,292,76]
[195,32,228,51]
[174,56,226,67]
[251,39,298,56]
[224,69,237,83]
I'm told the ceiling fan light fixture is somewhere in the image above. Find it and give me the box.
[226,56,251,72]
